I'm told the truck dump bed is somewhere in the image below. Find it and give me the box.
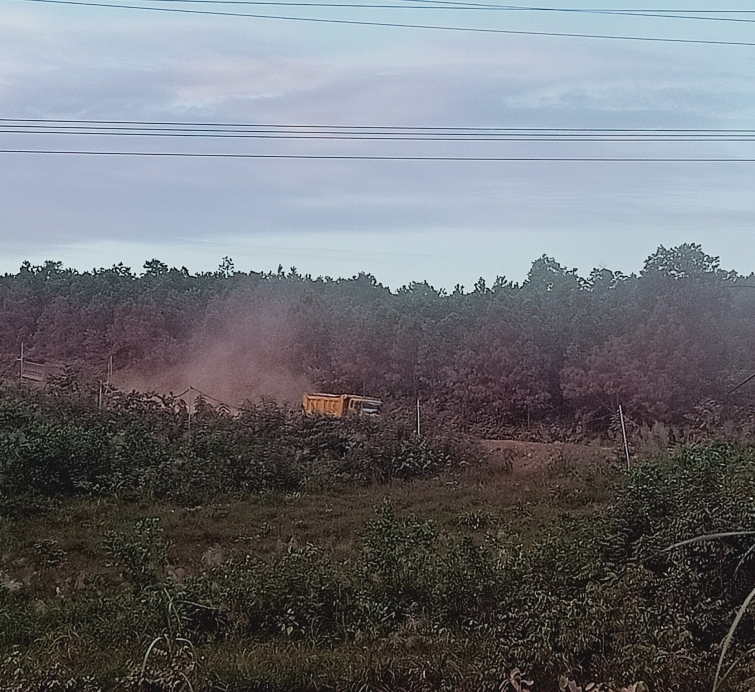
[302,393,382,417]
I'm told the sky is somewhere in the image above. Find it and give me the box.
[1,0,755,288]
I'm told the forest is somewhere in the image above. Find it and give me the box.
[2,243,755,439]
[3,244,755,691]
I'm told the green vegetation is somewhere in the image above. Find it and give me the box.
[4,243,755,437]
[2,388,755,690]
[4,242,755,689]
[0,384,468,508]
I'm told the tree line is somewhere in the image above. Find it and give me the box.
[2,244,754,438]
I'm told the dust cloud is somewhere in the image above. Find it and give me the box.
[114,296,312,409]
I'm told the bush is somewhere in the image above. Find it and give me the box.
[0,387,474,505]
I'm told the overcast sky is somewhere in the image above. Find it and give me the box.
[2,0,755,288]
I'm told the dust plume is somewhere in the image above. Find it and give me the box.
[114,294,312,408]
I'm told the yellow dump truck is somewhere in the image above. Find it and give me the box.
[302,393,382,417]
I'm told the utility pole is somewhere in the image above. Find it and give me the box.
[416,397,421,437]
[19,342,24,379]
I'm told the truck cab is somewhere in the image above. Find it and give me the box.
[348,396,382,416]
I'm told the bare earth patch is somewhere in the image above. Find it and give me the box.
[480,438,614,473]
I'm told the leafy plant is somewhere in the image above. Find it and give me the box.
[103,517,171,591]
[666,531,755,691]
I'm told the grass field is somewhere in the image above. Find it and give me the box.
[0,441,621,689]
[3,433,755,691]
[1,440,614,582]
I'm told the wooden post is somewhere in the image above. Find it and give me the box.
[187,389,193,437]
[619,405,630,470]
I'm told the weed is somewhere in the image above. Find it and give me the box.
[103,518,171,591]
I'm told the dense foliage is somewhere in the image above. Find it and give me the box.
[3,244,755,436]
[3,441,755,690]
[0,386,469,508]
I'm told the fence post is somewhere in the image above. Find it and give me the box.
[619,405,630,470]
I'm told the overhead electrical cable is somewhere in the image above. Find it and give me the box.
[118,1,755,9]
[7,133,755,141]
[3,148,755,161]
[19,0,755,47]
[5,129,755,141]
[4,119,755,141]
[5,120,755,157]
[396,1,755,11]
[399,1,755,24]
[104,0,755,25]
[9,117,755,129]
[5,117,755,130]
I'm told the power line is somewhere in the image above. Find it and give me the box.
[396,2,755,25]
[3,148,755,161]
[6,133,755,141]
[53,0,755,26]
[4,119,755,141]
[5,119,754,154]
[113,1,755,9]
[397,1,755,12]
[19,0,755,47]
[7,118,755,131]
[5,129,755,141]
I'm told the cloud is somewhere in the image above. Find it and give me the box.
[1,3,755,283]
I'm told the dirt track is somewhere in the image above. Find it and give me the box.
[480,439,615,473]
